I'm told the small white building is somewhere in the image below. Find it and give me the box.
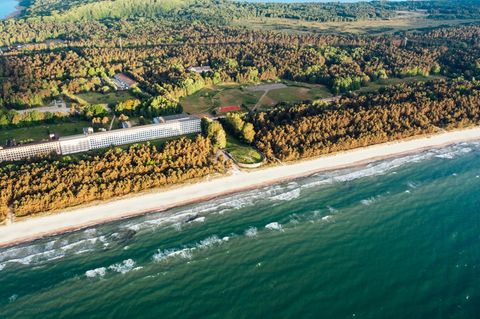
[83,127,94,135]
[187,66,212,74]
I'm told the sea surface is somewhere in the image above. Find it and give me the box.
[0,0,19,19]
[1,142,480,318]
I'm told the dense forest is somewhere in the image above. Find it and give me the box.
[0,135,230,221]
[0,23,461,115]
[246,79,480,161]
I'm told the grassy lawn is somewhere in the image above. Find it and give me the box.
[76,91,135,106]
[356,75,446,93]
[180,84,262,114]
[225,134,263,165]
[265,82,332,104]
[0,120,92,145]
[217,88,263,108]
[180,82,333,114]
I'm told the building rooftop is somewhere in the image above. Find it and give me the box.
[160,114,193,122]
[113,73,137,86]
[59,115,199,141]
[187,66,212,73]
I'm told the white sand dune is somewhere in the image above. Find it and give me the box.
[2,127,480,247]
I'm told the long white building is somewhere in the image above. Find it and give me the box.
[0,115,201,162]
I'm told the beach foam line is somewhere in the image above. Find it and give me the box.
[2,127,480,248]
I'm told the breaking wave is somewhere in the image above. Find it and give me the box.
[361,197,378,206]
[108,259,138,274]
[153,235,230,263]
[269,189,301,202]
[245,227,258,237]
[321,215,333,221]
[85,267,107,278]
[153,248,193,262]
[265,222,284,231]
[0,233,111,270]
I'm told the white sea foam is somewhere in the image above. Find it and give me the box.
[108,259,136,274]
[2,249,60,266]
[153,248,193,262]
[75,249,94,255]
[198,235,223,248]
[361,197,377,206]
[435,146,472,159]
[84,228,97,236]
[321,215,333,221]
[435,153,455,159]
[85,267,107,278]
[300,153,428,190]
[289,216,300,225]
[8,294,18,303]
[327,206,338,213]
[0,263,5,271]
[59,238,99,252]
[270,188,301,202]
[265,222,284,231]
[245,227,258,237]
[192,217,206,223]
[153,235,229,263]
[407,181,419,189]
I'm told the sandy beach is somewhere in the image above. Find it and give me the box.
[2,126,480,248]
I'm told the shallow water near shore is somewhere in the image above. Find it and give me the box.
[0,0,20,19]
[1,142,480,318]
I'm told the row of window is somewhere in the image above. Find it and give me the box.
[0,143,60,161]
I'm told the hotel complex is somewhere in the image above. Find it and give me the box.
[0,115,201,162]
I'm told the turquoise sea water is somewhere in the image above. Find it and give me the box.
[0,0,19,19]
[1,142,480,318]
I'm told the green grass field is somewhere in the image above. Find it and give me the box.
[0,121,92,145]
[180,84,263,114]
[263,82,332,106]
[225,134,263,165]
[76,91,135,106]
[180,82,332,114]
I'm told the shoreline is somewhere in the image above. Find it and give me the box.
[2,126,480,248]
[4,2,24,19]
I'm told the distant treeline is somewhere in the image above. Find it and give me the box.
[18,0,480,23]
[247,79,480,161]
[0,135,230,222]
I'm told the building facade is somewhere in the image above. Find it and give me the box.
[0,142,61,162]
[0,116,201,162]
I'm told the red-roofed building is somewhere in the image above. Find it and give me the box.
[218,105,241,113]
[112,73,138,90]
